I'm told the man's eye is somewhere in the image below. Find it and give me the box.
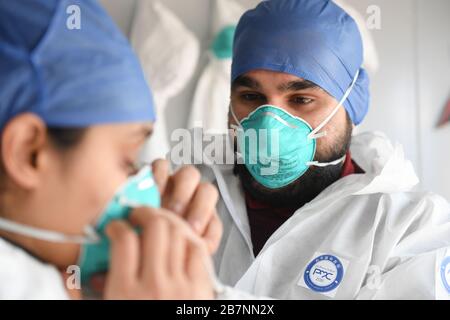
[291,96,314,105]
[241,93,264,101]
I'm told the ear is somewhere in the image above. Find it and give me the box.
[1,113,50,189]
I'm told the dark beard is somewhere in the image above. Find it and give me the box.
[234,114,353,208]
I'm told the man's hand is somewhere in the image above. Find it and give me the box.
[103,207,214,300]
[152,159,223,254]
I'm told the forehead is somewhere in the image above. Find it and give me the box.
[242,69,304,84]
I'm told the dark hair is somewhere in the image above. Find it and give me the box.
[47,127,87,150]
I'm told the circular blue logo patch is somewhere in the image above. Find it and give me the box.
[440,256,450,294]
[304,254,344,293]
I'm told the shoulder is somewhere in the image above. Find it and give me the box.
[376,191,449,222]
[356,191,450,261]
[350,190,449,230]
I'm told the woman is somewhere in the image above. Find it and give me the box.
[0,0,220,299]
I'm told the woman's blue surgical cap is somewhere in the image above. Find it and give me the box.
[0,0,155,130]
[231,0,370,125]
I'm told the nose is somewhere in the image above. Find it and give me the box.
[265,98,300,117]
[265,97,285,108]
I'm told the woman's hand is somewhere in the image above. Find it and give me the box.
[103,207,214,300]
[152,160,223,254]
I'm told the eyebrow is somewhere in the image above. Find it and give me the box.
[232,75,320,93]
[232,75,261,91]
[277,79,320,92]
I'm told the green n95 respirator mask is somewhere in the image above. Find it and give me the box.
[78,166,160,282]
[0,166,160,284]
[230,70,359,189]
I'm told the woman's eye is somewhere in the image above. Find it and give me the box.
[292,97,314,105]
[123,160,138,176]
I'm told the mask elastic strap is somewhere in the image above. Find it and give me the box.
[229,103,245,160]
[0,217,99,244]
[308,69,360,140]
[306,154,347,167]
[230,103,242,129]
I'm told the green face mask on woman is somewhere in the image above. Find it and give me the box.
[78,166,161,282]
[0,166,161,283]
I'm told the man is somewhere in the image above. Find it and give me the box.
[184,0,450,299]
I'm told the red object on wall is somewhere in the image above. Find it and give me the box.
[437,98,450,128]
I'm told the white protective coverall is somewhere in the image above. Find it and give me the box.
[0,238,69,299]
[181,131,450,300]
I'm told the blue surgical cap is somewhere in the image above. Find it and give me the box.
[0,0,155,130]
[232,0,370,125]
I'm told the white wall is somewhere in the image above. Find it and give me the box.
[100,0,450,200]
[350,0,450,199]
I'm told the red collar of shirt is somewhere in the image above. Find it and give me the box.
[340,151,364,177]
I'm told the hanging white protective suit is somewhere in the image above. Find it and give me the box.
[131,0,200,161]
[188,0,246,134]
[182,131,450,299]
[0,238,69,299]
